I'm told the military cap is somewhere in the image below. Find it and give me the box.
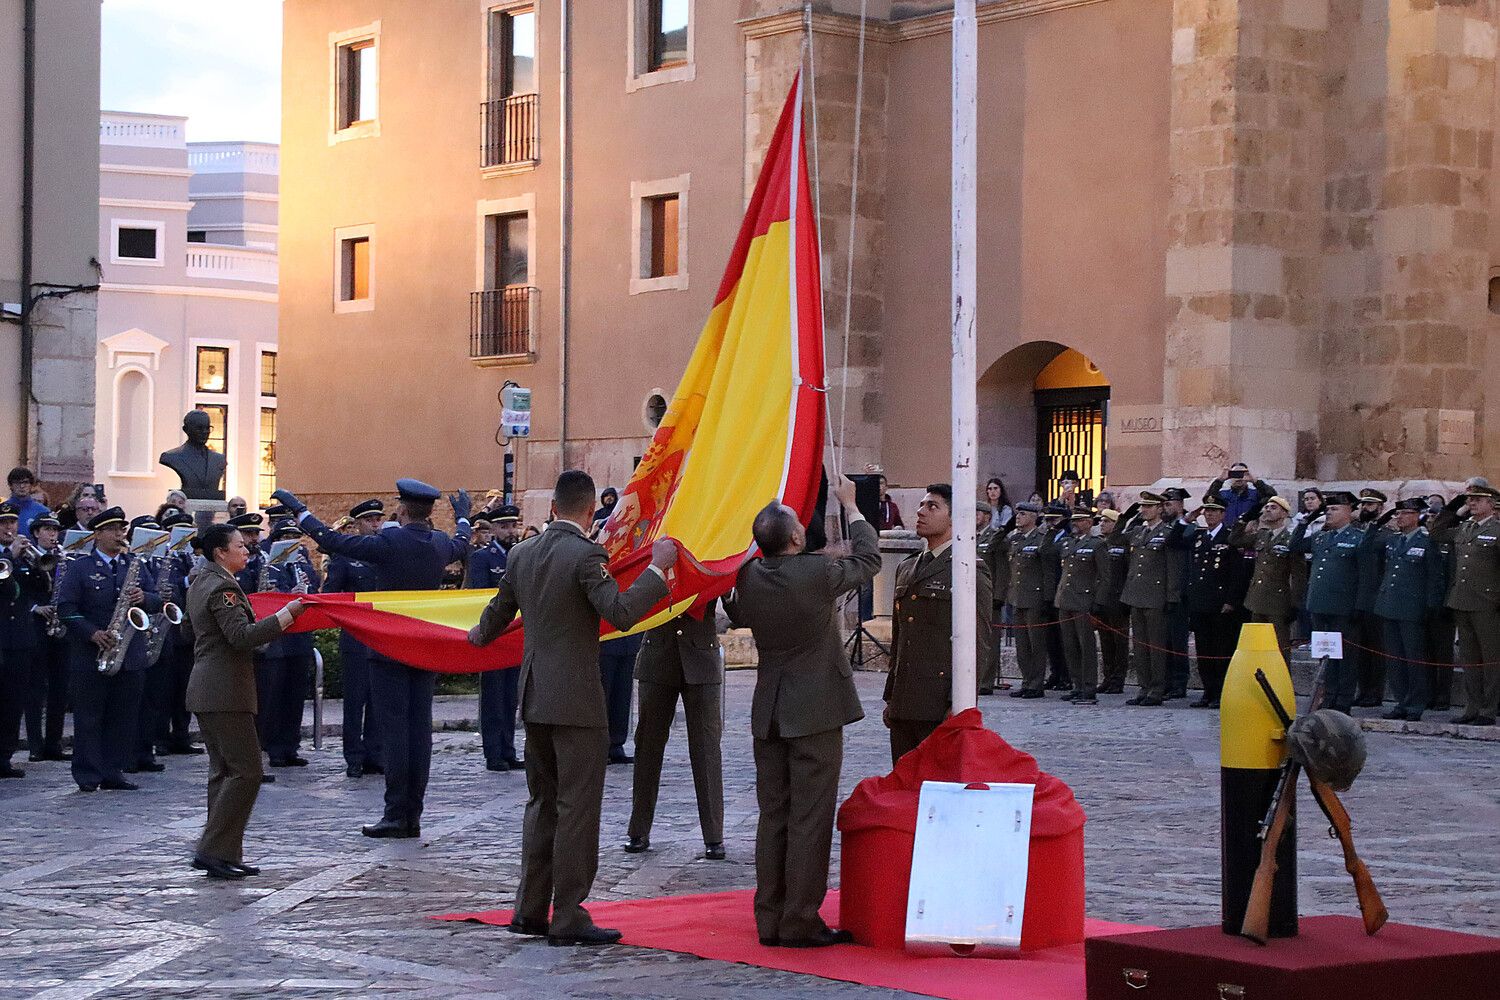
[158,505,184,521]
[1393,497,1427,512]
[350,498,385,519]
[1043,500,1069,517]
[28,512,60,533]
[1465,483,1500,500]
[1016,501,1044,515]
[1098,509,1121,524]
[1059,469,1080,482]
[1161,487,1191,502]
[493,503,521,523]
[1357,488,1387,504]
[227,512,264,530]
[976,500,992,514]
[264,503,293,519]
[1267,495,1293,513]
[1138,490,1164,505]
[269,518,303,540]
[1200,496,1226,511]
[160,510,193,529]
[396,478,442,502]
[87,507,128,530]
[471,510,495,525]
[129,515,161,531]
[1070,506,1094,520]
[0,501,18,521]
[1322,490,1357,507]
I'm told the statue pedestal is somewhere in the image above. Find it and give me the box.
[185,499,226,529]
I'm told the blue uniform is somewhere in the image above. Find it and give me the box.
[1375,527,1446,719]
[151,548,198,754]
[23,546,71,760]
[325,551,384,771]
[467,542,521,768]
[1291,521,1383,712]
[0,551,48,770]
[600,632,643,757]
[258,556,320,762]
[299,513,470,827]
[57,550,160,787]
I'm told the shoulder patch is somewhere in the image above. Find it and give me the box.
[223,591,239,608]
[601,563,611,579]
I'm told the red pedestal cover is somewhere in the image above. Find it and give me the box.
[837,708,1087,952]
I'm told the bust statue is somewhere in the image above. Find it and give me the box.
[159,410,228,500]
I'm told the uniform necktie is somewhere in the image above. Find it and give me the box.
[917,550,933,573]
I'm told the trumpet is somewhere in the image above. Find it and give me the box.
[0,558,11,581]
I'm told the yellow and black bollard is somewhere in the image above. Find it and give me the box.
[1220,622,1298,937]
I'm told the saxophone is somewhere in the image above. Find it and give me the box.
[143,546,186,666]
[96,551,154,677]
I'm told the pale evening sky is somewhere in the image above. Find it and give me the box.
[100,0,283,144]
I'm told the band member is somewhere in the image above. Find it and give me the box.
[0,502,50,777]
[126,515,169,774]
[725,475,878,948]
[324,499,386,778]
[57,507,161,792]
[274,480,472,837]
[468,470,672,946]
[466,508,522,772]
[24,513,71,762]
[153,510,202,756]
[261,518,320,767]
[185,522,306,879]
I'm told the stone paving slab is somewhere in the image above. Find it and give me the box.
[1,672,1497,998]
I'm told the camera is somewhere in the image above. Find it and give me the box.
[1228,469,1245,480]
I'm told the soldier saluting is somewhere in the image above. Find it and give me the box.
[1121,491,1182,706]
[1053,506,1106,705]
[1003,501,1056,699]
[1428,482,1500,726]
[1373,498,1445,722]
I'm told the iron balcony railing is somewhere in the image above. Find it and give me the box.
[470,286,538,360]
[481,94,538,167]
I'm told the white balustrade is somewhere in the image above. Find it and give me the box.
[185,246,278,286]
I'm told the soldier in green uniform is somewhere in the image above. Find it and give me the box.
[1054,507,1106,704]
[1374,498,1446,721]
[1004,502,1056,699]
[1093,509,1131,694]
[1122,491,1180,706]
[1353,488,1395,707]
[1228,495,1297,656]
[882,485,993,763]
[975,502,1001,694]
[1428,483,1500,726]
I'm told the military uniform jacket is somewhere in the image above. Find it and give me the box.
[56,550,161,673]
[1185,523,1248,614]
[1120,520,1181,611]
[1290,522,1381,617]
[469,520,668,729]
[271,558,320,657]
[1004,527,1056,610]
[0,550,50,651]
[1355,522,1393,613]
[638,599,721,686]
[1054,534,1107,612]
[464,542,508,590]
[301,515,470,592]
[725,519,881,741]
[184,561,287,714]
[1430,513,1500,613]
[984,531,1009,609]
[159,550,196,649]
[1096,534,1131,609]
[1229,522,1296,620]
[884,545,994,722]
[1373,528,1446,622]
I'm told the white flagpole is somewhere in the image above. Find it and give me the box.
[951,0,979,713]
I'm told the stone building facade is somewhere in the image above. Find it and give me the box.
[277,0,1498,524]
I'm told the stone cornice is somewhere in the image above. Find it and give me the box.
[739,0,1114,42]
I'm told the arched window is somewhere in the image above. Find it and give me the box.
[112,367,154,475]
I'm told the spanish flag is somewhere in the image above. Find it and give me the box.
[254,75,826,673]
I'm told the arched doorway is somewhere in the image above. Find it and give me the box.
[978,343,1110,503]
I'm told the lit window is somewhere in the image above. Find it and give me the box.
[337,38,378,130]
[648,0,689,71]
[645,195,679,278]
[341,236,370,301]
[631,178,687,293]
[195,347,229,394]
[195,404,228,456]
[260,352,278,397]
[258,407,277,507]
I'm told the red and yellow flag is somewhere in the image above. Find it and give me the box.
[255,75,825,671]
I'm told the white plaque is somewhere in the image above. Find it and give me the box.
[905,780,1034,957]
[1310,630,1343,659]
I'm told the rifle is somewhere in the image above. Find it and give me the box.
[1307,775,1388,936]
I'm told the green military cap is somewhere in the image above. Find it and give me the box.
[1466,483,1500,500]
[1357,489,1387,504]
[1138,491,1164,505]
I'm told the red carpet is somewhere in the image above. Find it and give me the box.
[434,889,1151,1000]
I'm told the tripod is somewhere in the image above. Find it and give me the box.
[843,584,889,668]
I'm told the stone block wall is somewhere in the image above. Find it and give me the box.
[29,292,97,483]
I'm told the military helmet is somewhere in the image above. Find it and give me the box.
[1287,709,1367,792]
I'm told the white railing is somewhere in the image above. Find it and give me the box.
[185,246,278,286]
[187,142,280,175]
[100,112,187,149]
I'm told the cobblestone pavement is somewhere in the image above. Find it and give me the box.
[3,671,1498,999]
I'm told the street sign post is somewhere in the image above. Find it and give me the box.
[500,385,532,439]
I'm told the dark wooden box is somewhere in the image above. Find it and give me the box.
[1085,916,1500,1000]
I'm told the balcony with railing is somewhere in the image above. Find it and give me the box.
[186,246,278,286]
[481,94,539,169]
[470,286,538,364]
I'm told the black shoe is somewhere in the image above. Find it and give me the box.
[174,745,205,755]
[1190,698,1213,708]
[361,819,418,839]
[548,925,623,947]
[77,783,97,792]
[136,761,165,773]
[506,757,524,767]
[101,779,139,790]
[781,928,855,948]
[978,687,994,696]
[1430,701,1451,711]
[270,756,309,768]
[1060,691,1079,702]
[346,764,364,777]
[0,766,24,779]
[193,856,246,880]
[1471,716,1496,727]
[507,917,549,937]
[363,762,384,774]
[704,842,726,860]
[1453,713,1479,725]
[623,836,649,854]
[1022,689,1044,699]
[1140,697,1164,707]
[260,773,276,783]
[1125,696,1145,706]
[1163,690,1185,701]
[487,760,511,772]
[39,750,71,761]
[229,861,261,876]
[1008,689,1028,698]
[608,751,634,765]
[1208,700,1220,709]
[1405,713,1423,723]
[759,936,781,947]
[1381,708,1408,721]
[1073,696,1098,705]
[1354,697,1382,708]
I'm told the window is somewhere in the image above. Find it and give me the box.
[110,219,165,266]
[260,351,278,396]
[195,346,229,394]
[486,212,530,290]
[334,224,375,312]
[646,195,679,278]
[630,176,689,294]
[187,230,207,244]
[483,6,540,168]
[643,391,668,432]
[489,7,536,99]
[258,407,277,507]
[195,404,228,456]
[649,0,689,70]
[337,39,378,129]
